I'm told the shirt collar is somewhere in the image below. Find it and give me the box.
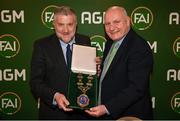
[113,35,126,49]
[59,37,75,49]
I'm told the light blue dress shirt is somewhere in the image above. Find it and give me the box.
[59,37,75,65]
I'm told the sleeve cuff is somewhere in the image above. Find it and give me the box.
[104,105,110,115]
[52,92,58,105]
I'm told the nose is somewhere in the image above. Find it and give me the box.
[108,24,115,31]
[63,25,69,33]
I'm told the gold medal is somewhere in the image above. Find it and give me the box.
[77,94,89,108]
[76,73,93,107]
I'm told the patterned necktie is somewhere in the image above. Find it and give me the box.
[98,42,119,104]
[66,44,72,71]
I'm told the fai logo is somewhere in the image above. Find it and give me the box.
[131,7,153,30]
[0,92,21,115]
[90,35,106,57]
[173,37,180,58]
[41,5,58,29]
[0,34,20,58]
[171,92,180,114]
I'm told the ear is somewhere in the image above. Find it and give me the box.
[126,16,131,26]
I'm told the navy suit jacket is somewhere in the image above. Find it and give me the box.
[30,33,94,119]
[100,29,153,120]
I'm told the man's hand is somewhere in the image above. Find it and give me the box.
[85,105,107,117]
[95,57,102,77]
[55,93,73,111]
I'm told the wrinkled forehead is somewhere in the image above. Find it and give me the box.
[105,7,126,17]
[104,10,126,23]
[55,12,76,18]
[54,13,77,23]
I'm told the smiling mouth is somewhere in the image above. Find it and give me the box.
[63,33,70,35]
[110,30,121,34]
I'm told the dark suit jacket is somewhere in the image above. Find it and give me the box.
[30,33,94,119]
[100,29,153,120]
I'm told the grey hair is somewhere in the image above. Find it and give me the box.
[54,6,77,21]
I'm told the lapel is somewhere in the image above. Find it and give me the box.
[74,33,84,45]
[50,34,69,76]
[105,29,132,75]
[102,40,113,63]
[50,33,85,77]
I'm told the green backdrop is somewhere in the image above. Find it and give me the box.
[0,0,179,119]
